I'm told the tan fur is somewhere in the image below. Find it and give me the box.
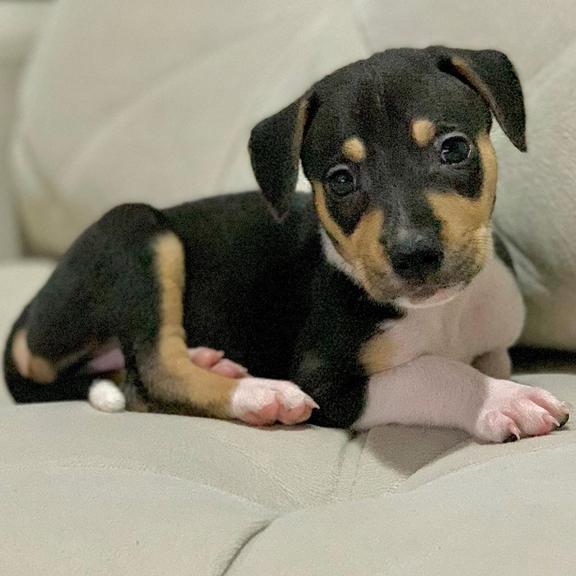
[122,382,150,413]
[28,356,57,384]
[12,328,57,384]
[342,136,367,162]
[141,233,237,418]
[451,57,500,120]
[313,180,391,299]
[108,370,127,386]
[110,371,149,413]
[411,119,436,148]
[360,333,395,375]
[126,397,150,413]
[427,133,497,265]
[313,180,349,247]
[12,329,31,378]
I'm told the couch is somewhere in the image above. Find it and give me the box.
[1,1,576,574]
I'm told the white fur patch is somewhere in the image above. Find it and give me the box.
[473,380,569,442]
[395,284,464,309]
[320,229,359,283]
[88,379,126,413]
[381,256,526,368]
[354,355,570,442]
[230,377,318,426]
[351,255,561,442]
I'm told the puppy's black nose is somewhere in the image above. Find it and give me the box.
[389,235,443,281]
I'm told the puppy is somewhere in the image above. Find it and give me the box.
[4,46,569,442]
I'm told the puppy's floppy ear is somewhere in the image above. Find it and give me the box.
[249,93,313,220]
[429,46,527,151]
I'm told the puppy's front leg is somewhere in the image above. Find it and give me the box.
[354,355,569,442]
[472,348,512,379]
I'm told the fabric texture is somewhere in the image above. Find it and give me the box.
[0,2,51,259]
[493,40,576,349]
[11,0,368,255]
[2,1,576,574]
[1,256,575,575]
[0,373,575,575]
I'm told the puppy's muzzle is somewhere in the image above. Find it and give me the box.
[388,233,444,282]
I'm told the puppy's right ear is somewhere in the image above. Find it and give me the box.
[249,94,313,220]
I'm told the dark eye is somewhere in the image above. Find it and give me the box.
[438,134,471,165]
[325,165,356,197]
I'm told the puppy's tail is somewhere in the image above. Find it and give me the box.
[87,379,126,412]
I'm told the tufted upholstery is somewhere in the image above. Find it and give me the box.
[1,374,576,575]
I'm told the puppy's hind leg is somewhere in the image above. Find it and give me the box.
[3,204,170,403]
[4,306,95,403]
[131,231,316,424]
[4,202,316,424]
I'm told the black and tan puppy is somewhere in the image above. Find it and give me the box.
[4,47,569,442]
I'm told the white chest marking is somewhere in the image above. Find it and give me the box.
[384,256,525,368]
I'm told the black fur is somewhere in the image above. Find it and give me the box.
[3,47,526,427]
[4,192,401,425]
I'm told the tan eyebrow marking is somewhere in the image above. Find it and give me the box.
[411,119,436,147]
[342,136,367,163]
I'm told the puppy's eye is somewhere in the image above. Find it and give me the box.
[438,134,471,165]
[325,165,356,197]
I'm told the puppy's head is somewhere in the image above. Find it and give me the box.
[249,47,526,306]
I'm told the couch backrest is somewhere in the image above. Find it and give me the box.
[10,0,576,349]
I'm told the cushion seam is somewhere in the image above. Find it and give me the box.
[219,518,275,576]
[347,431,370,499]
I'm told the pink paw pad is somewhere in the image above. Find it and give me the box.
[231,377,319,426]
[475,381,570,443]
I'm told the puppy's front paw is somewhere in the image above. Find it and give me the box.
[231,377,318,426]
[474,381,570,443]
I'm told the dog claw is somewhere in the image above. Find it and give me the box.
[474,381,570,443]
[503,433,519,443]
[556,412,570,429]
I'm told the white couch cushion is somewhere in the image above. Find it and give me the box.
[493,41,576,349]
[0,372,575,575]
[12,0,370,255]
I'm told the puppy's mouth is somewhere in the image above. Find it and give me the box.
[364,270,469,307]
[396,283,466,309]
[364,255,482,307]
[396,257,483,308]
